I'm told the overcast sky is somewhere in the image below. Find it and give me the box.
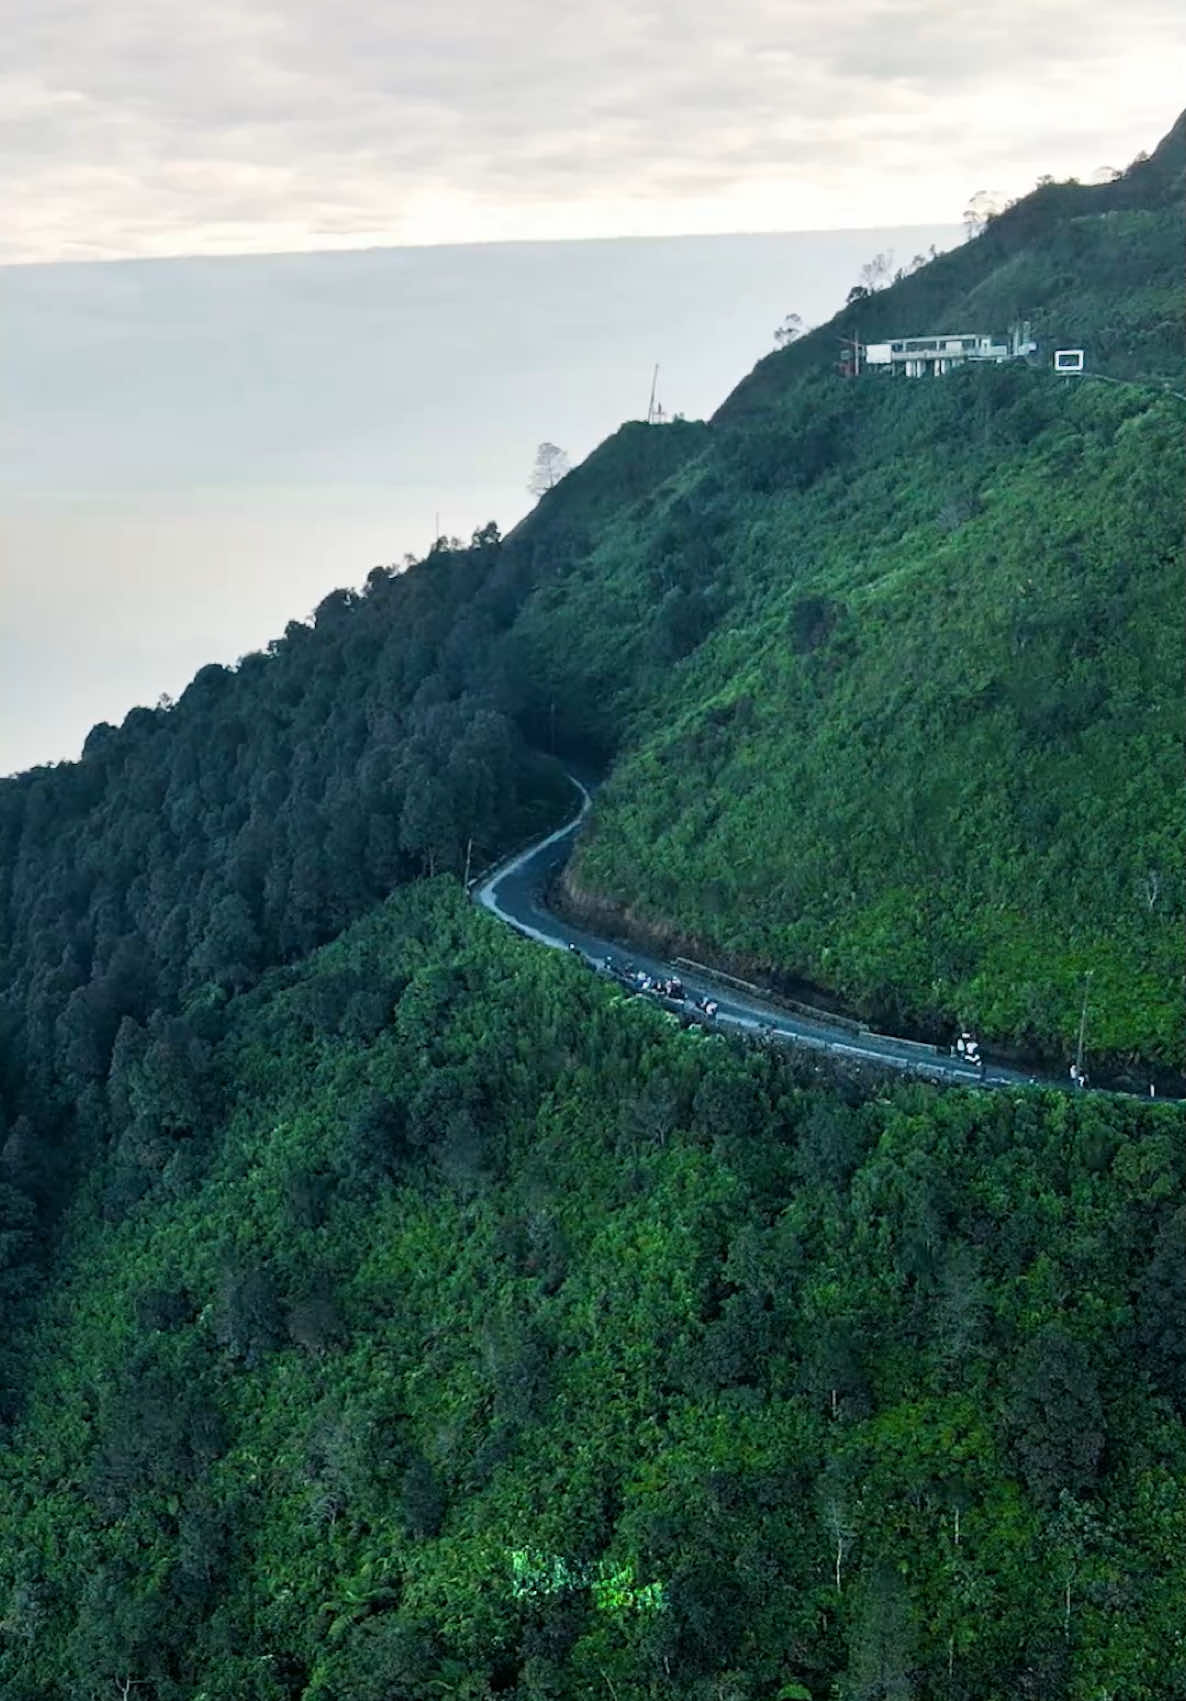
[3,0,1182,263]
[2,3,1181,773]
[0,225,961,776]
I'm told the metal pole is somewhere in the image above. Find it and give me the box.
[1075,971,1093,1078]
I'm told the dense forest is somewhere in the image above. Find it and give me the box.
[0,114,1182,1699]
[2,117,1181,1156]
[510,125,1185,1072]
[559,367,1182,1069]
[0,888,1182,1699]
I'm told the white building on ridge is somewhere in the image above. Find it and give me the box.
[863,324,1037,377]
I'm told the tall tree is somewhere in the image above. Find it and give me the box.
[528,442,570,496]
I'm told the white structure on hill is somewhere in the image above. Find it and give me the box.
[863,323,1036,377]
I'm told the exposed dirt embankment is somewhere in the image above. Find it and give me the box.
[555,863,862,1026]
[557,864,1186,1099]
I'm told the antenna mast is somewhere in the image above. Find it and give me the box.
[647,364,660,424]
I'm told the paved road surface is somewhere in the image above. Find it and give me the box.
[474,778,1048,1090]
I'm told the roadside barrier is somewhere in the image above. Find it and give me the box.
[858,1029,941,1058]
[676,957,863,1033]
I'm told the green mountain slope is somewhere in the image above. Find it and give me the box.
[503,114,1185,1073]
[2,117,1179,1164]
[0,117,1182,1701]
[0,887,1180,1700]
[559,374,1183,1064]
[721,139,1185,420]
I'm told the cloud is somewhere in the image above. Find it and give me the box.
[2,0,1182,261]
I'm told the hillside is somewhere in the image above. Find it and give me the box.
[504,112,1185,1075]
[0,114,1182,1701]
[721,117,1185,417]
[2,117,1181,1160]
[0,887,1181,1699]
[552,371,1182,1068]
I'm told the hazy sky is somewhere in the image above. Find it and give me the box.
[2,0,1180,774]
[3,0,1181,262]
[0,226,959,776]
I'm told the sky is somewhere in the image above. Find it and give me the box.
[0,225,959,776]
[3,0,1181,264]
[1,0,1181,774]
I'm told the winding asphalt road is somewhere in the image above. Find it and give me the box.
[474,778,1046,1090]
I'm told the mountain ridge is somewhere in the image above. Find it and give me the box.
[501,116,1184,1073]
[0,114,1182,1701]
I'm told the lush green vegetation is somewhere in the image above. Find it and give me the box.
[724,127,1186,417]
[0,116,1182,1701]
[3,118,1180,1172]
[0,524,568,1166]
[505,115,1186,1073]
[0,887,1181,1700]
[560,371,1183,1069]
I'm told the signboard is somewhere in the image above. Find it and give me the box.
[1053,349,1085,373]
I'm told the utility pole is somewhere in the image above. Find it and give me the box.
[836,334,863,377]
[1075,970,1093,1079]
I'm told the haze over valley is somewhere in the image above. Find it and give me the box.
[0,225,961,776]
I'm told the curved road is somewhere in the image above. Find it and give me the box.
[475,778,1047,1090]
